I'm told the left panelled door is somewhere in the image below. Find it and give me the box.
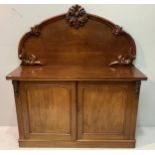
[19,81,76,141]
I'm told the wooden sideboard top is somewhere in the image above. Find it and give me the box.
[6,65,147,81]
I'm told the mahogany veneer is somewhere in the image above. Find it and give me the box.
[6,5,147,148]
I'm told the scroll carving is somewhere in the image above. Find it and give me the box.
[112,25,123,35]
[19,52,42,66]
[109,48,135,67]
[30,25,40,36]
[18,25,43,66]
[66,4,88,29]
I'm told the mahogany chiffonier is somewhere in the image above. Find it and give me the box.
[6,5,147,148]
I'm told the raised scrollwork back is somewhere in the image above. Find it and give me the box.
[18,5,136,67]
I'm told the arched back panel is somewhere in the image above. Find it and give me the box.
[18,5,136,67]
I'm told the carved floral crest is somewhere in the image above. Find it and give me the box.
[66,5,88,29]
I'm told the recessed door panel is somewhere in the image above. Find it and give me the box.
[77,82,137,140]
[20,82,76,140]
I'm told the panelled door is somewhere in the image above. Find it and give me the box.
[77,82,138,140]
[20,81,76,141]
[19,81,138,141]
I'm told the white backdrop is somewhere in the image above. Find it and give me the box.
[0,4,155,126]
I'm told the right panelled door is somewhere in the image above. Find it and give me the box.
[77,81,139,140]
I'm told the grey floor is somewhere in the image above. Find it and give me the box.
[0,126,155,149]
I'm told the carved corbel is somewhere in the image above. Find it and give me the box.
[12,81,19,96]
[135,81,141,96]
[66,4,88,29]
